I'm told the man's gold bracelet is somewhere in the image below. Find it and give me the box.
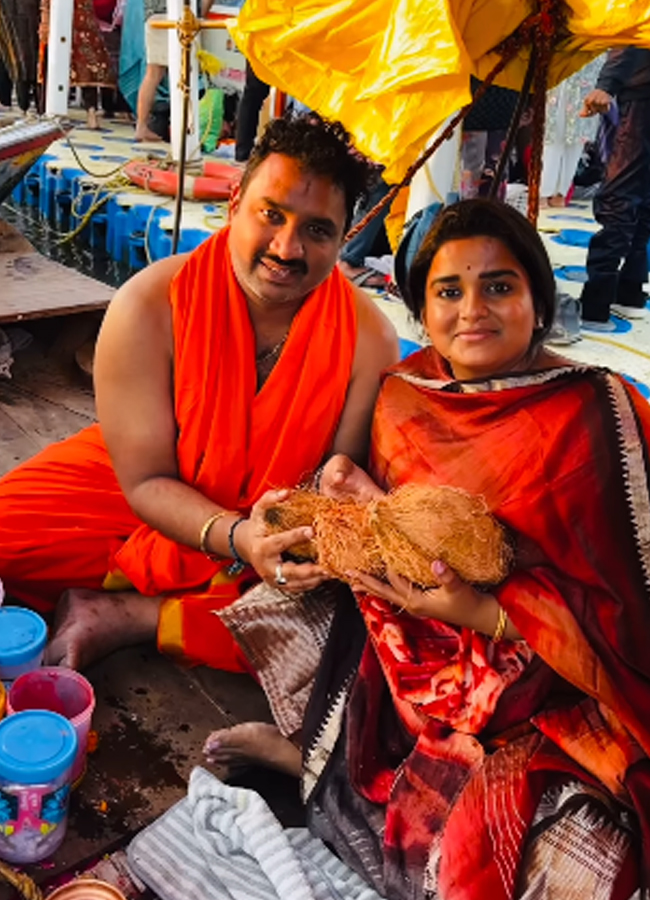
[199,511,229,561]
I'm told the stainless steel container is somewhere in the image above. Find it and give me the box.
[45,879,129,900]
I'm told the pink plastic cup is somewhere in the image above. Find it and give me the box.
[7,667,95,785]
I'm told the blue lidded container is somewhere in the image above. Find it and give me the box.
[0,710,78,862]
[0,607,48,686]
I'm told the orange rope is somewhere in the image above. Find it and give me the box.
[344,0,568,242]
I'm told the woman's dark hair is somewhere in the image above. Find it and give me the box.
[239,111,377,231]
[406,199,557,350]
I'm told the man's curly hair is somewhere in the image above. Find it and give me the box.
[239,111,377,231]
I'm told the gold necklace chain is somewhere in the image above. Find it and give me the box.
[256,333,288,365]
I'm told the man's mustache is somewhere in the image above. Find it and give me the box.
[258,253,308,275]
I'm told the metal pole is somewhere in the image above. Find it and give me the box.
[171,0,193,254]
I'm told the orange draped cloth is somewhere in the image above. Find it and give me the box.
[320,348,650,898]
[0,227,357,671]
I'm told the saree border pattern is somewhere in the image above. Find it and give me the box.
[606,373,650,595]
[395,364,597,394]
[302,675,354,804]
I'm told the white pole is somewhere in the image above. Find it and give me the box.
[167,0,200,162]
[45,0,74,116]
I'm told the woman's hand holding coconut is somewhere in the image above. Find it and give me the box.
[349,562,521,640]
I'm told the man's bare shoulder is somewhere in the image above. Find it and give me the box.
[350,282,399,365]
[110,253,190,316]
[97,253,192,377]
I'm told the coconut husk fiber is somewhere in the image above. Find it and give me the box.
[263,490,328,559]
[263,490,383,579]
[264,484,511,587]
[314,500,385,581]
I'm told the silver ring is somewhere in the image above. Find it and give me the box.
[275,563,288,586]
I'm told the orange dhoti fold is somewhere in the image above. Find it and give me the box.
[0,227,357,671]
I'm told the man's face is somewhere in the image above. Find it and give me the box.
[228,153,347,309]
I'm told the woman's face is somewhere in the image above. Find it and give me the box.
[423,236,537,381]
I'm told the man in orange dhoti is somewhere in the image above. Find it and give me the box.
[0,113,398,672]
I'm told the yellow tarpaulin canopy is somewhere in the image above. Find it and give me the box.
[230,1,650,184]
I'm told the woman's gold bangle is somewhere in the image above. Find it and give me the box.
[492,605,508,643]
[199,511,229,560]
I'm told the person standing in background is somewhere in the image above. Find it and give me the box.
[540,56,604,207]
[38,0,116,129]
[92,0,131,122]
[134,0,213,141]
[0,0,40,112]
[579,47,650,329]
[133,0,170,141]
[234,60,270,161]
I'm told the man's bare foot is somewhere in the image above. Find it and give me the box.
[44,588,162,670]
[134,125,164,142]
[203,722,301,778]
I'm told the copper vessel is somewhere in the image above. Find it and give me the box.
[45,880,128,900]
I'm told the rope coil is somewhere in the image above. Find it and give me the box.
[0,858,43,900]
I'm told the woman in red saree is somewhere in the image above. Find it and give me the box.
[302,199,650,899]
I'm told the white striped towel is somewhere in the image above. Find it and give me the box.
[127,767,383,900]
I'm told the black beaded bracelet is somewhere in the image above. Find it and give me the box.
[313,465,324,493]
[227,516,247,575]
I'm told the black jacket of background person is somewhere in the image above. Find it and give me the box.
[596,47,650,104]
